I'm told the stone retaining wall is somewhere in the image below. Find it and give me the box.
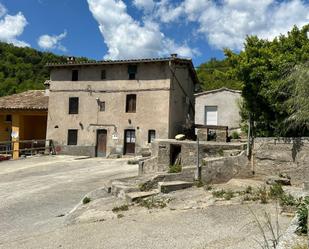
[253,137,309,184]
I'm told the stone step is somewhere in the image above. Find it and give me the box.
[158,181,193,193]
[125,190,160,202]
[110,180,140,199]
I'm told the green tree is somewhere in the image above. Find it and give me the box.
[196,58,243,91]
[225,25,309,136]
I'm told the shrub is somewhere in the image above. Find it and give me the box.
[112,204,129,212]
[231,131,240,139]
[296,197,309,234]
[168,164,182,173]
[245,186,253,194]
[194,180,205,188]
[82,197,91,205]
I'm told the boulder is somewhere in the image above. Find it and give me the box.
[266,176,291,186]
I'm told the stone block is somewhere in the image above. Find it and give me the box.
[125,190,159,202]
[158,181,193,193]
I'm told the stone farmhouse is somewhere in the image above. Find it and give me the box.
[45,56,198,157]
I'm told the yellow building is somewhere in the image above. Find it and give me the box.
[0,90,48,159]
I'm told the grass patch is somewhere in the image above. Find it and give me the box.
[296,196,309,235]
[194,180,205,188]
[212,189,235,200]
[117,214,124,219]
[168,164,182,173]
[82,197,91,205]
[112,204,129,213]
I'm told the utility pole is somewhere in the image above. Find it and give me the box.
[195,137,201,181]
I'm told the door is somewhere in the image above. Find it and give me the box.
[124,129,135,155]
[96,130,107,157]
[205,106,218,125]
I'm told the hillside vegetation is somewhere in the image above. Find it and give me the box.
[196,58,243,91]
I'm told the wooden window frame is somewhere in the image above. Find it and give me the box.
[67,129,78,145]
[69,97,79,114]
[126,94,136,113]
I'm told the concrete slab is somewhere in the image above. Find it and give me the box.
[126,190,160,202]
[158,181,193,193]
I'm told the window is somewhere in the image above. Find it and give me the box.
[69,97,79,114]
[126,94,136,113]
[99,101,105,112]
[67,129,78,145]
[128,65,137,80]
[5,115,12,122]
[101,70,106,80]
[204,106,218,125]
[148,130,156,143]
[72,70,79,81]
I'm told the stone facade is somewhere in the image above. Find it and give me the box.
[46,58,198,157]
[253,137,309,185]
[195,88,242,131]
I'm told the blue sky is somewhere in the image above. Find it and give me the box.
[0,0,308,66]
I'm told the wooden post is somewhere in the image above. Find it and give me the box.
[12,114,20,160]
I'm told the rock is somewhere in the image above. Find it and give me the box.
[175,134,186,140]
[158,181,193,193]
[266,176,291,186]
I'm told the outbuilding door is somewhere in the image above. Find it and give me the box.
[205,106,218,125]
[96,130,107,157]
[124,129,135,155]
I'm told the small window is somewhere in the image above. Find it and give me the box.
[148,130,156,143]
[67,129,78,145]
[99,101,105,112]
[5,115,12,122]
[128,65,137,80]
[72,70,79,81]
[126,94,136,113]
[101,70,106,80]
[69,97,79,114]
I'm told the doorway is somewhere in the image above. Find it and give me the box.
[124,129,136,155]
[96,129,107,157]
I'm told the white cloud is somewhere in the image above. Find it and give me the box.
[0,3,7,17]
[152,0,309,50]
[0,3,29,47]
[38,31,67,51]
[87,0,197,59]
[133,0,155,12]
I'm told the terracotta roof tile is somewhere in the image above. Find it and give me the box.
[0,90,48,110]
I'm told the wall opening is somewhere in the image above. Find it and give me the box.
[170,144,181,166]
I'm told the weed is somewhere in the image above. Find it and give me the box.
[231,131,240,139]
[204,184,213,191]
[218,149,224,156]
[112,204,129,213]
[245,186,253,194]
[127,159,139,165]
[296,196,309,235]
[168,164,182,173]
[224,190,235,200]
[117,214,124,219]
[257,186,269,204]
[82,197,91,205]
[249,205,281,249]
[138,182,153,192]
[212,189,226,198]
[137,196,169,209]
[269,183,284,199]
[292,243,308,249]
[194,180,205,188]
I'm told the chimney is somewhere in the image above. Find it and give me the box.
[170,53,178,58]
[67,56,76,64]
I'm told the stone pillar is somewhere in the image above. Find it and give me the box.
[12,114,20,160]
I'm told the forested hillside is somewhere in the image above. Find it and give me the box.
[196,58,243,91]
[0,42,69,96]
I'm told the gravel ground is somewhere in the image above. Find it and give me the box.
[1,203,291,249]
[0,155,138,246]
